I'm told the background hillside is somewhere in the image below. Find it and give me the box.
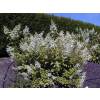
[0,13,100,57]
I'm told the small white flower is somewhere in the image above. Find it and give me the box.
[52,76,56,80]
[59,31,64,37]
[35,61,41,69]
[69,76,73,79]
[23,26,30,36]
[85,37,90,43]
[17,66,24,70]
[75,63,80,68]
[20,42,30,52]
[20,72,29,80]
[91,44,99,50]
[76,69,82,76]
[25,65,33,74]
[48,73,52,77]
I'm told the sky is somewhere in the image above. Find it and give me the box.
[53,13,100,26]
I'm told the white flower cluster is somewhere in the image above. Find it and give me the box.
[35,61,41,69]
[17,61,41,81]
[23,26,30,36]
[19,28,84,59]
[80,47,92,64]
[91,44,99,50]
[55,31,75,57]
[77,28,97,44]
[20,32,44,52]
[75,41,91,64]
[4,21,92,65]
[4,24,21,40]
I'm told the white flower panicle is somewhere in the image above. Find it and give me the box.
[20,42,30,52]
[82,31,89,43]
[55,31,76,57]
[80,47,92,63]
[12,24,21,33]
[45,33,56,48]
[59,30,64,37]
[50,19,57,33]
[4,24,21,39]
[23,26,30,36]
[4,26,10,35]
[10,24,21,39]
[20,32,44,52]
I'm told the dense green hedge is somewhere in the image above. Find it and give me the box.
[0,13,100,57]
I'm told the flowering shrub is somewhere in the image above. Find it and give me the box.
[4,21,98,88]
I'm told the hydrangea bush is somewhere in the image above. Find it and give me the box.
[4,21,99,88]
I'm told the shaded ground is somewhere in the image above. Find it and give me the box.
[83,62,100,88]
[0,58,17,88]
